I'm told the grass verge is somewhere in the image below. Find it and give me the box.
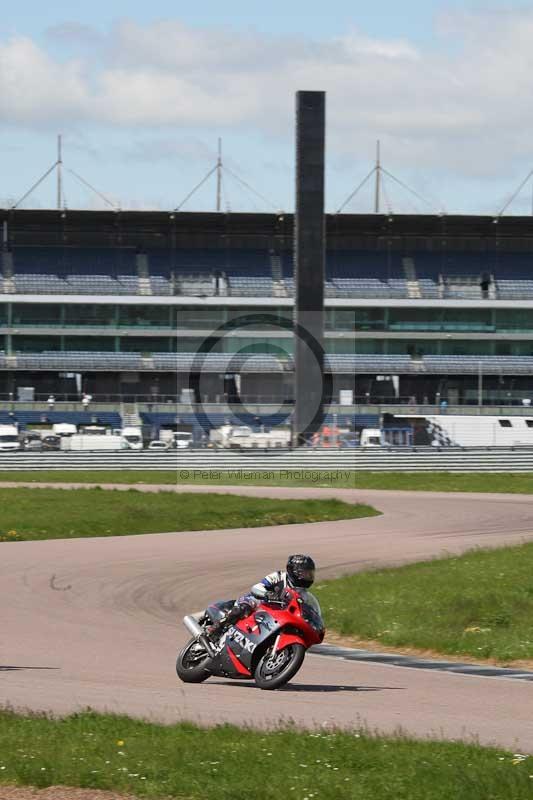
[0,487,377,541]
[316,542,533,663]
[0,710,531,800]
[1,470,533,493]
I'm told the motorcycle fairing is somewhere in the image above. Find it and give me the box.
[274,632,305,652]
[202,592,324,680]
[207,609,281,679]
[225,645,251,676]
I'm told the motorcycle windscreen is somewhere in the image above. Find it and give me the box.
[298,590,324,632]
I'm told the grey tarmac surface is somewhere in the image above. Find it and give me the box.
[1,483,533,752]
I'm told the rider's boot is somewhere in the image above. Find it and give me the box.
[207,604,244,641]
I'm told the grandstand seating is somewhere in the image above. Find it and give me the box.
[496,280,533,298]
[423,355,533,373]
[327,250,404,280]
[13,274,68,294]
[494,253,533,277]
[330,278,387,297]
[13,247,137,276]
[410,252,487,279]
[0,350,515,373]
[10,352,145,370]
[66,275,125,294]
[417,278,440,298]
[222,249,272,277]
[228,276,273,296]
[2,243,533,298]
[152,353,289,372]
[6,212,533,417]
[149,276,172,296]
[174,274,217,297]
[4,350,533,375]
[11,274,141,295]
[147,248,270,277]
[442,285,485,299]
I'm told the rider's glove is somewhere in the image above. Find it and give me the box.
[280,588,293,604]
[264,590,282,603]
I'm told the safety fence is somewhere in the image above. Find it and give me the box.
[2,448,533,472]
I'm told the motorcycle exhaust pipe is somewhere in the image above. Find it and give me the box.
[183,614,204,638]
[182,614,216,658]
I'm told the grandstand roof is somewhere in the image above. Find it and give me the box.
[2,209,533,248]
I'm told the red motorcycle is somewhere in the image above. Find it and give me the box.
[176,587,325,690]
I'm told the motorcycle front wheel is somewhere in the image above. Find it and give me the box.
[176,638,212,683]
[254,643,305,690]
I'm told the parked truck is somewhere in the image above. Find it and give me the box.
[210,425,291,449]
[60,434,127,451]
[159,429,193,449]
[360,428,383,447]
[119,426,143,450]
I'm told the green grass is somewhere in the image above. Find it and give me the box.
[0,710,531,800]
[1,470,533,493]
[0,487,378,541]
[315,542,533,663]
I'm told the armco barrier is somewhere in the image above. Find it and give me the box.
[2,449,533,471]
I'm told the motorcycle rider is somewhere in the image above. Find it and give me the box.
[207,554,316,641]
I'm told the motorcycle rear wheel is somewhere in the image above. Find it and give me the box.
[176,638,212,683]
[254,643,305,690]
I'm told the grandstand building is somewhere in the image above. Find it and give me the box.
[1,209,533,423]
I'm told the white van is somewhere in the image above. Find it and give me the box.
[174,431,193,449]
[360,428,383,448]
[0,424,21,451]
[53,423,77,437]
[159,429,193,449]
[120,427,143,450]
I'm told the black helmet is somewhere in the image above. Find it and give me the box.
[286,554,315,589]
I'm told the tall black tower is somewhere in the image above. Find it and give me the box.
[293,90,326,446]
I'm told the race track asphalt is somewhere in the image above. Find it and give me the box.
[1,483,533,752]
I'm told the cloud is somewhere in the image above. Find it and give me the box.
[1,8,533,184]
[0,36,89,124]
[45,22,103,48]
[120,136,216,164]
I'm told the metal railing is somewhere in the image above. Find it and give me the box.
[2,448,533,472]
[5,282,533,301]
[3,396,533,416]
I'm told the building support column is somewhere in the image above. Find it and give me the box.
[293,90,327,446]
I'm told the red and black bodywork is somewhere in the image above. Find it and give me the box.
[207,588,324,679]
[177,588,325,689]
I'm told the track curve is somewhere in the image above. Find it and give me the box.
[1,484,533,752]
